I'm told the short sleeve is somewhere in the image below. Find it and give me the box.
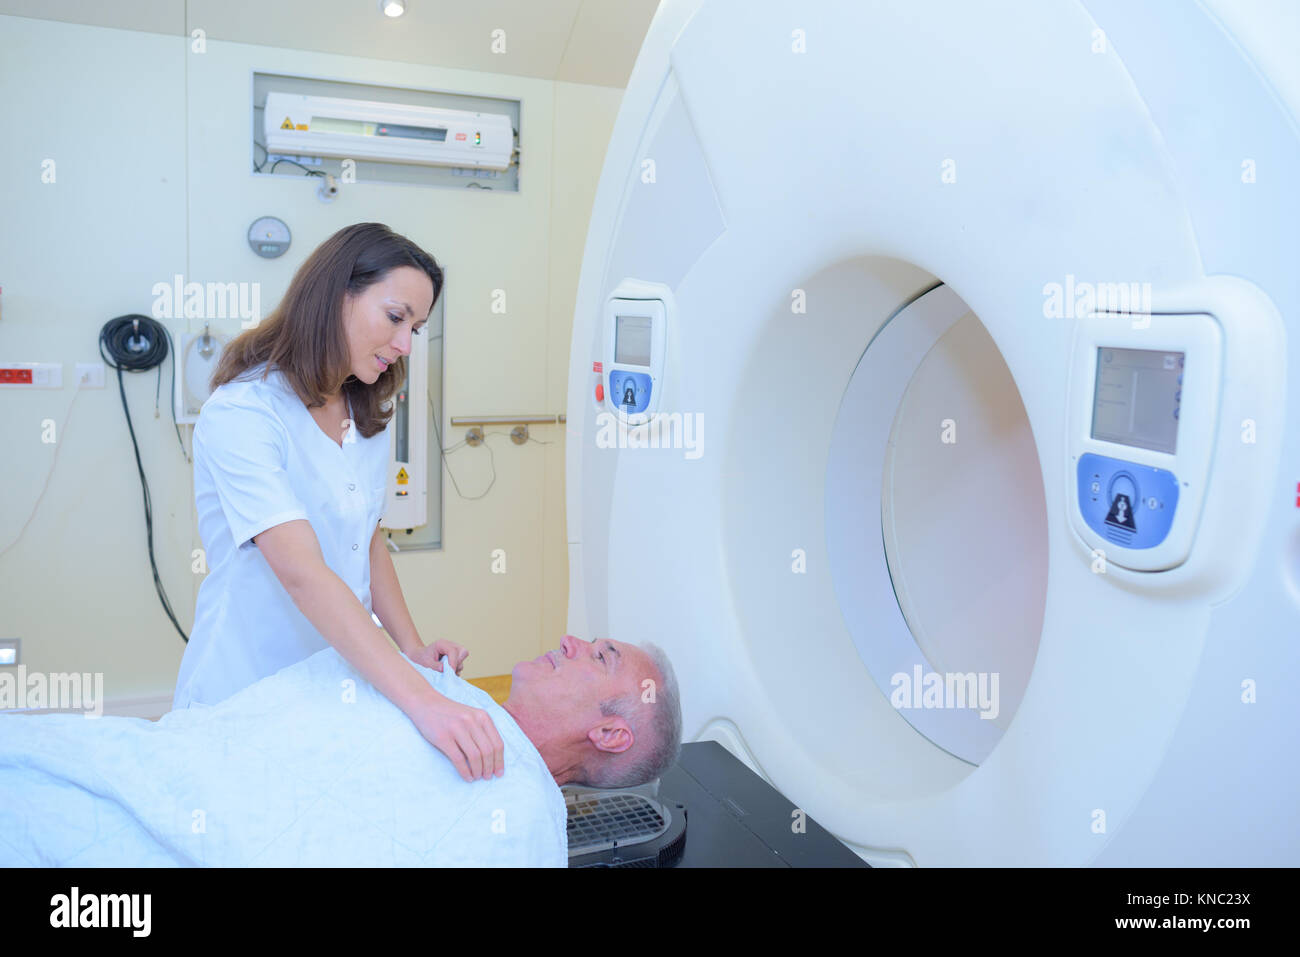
[195,397,309,550]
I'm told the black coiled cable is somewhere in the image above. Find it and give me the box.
[98,314,190,644]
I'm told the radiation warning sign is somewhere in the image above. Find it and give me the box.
[279,116,294,130]
[396,467,409,486]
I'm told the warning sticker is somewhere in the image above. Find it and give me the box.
[1104,492,1137,531]
[295,124,308,131]
[279,116,294,130]
[396,467,409,486]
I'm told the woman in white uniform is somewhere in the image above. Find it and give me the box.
[173,222,504,782]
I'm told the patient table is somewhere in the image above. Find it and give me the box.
[567,741,869,868]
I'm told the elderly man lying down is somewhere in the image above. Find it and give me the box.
[0,636,682,867]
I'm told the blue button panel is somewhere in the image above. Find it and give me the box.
[1077,452,1180,550]
[609,370,652,413]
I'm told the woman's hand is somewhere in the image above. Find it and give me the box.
[409,691,506,782]
[409,639,468,674]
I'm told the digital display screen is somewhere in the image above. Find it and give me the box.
[375,122,448,142]
[310,116,449,142]
[615,315,652,367]
[1091,347,1183,454]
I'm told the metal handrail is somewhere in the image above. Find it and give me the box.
[449,414,565,426]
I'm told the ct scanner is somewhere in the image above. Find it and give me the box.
[564,0,1298,866]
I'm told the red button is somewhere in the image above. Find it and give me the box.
[596,383,604,401]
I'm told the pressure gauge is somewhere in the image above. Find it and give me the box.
[248,216,291,258]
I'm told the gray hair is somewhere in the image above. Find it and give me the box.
[576,641,682,789]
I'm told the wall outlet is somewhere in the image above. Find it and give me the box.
[0,362,61,388]
[76,362,105,388]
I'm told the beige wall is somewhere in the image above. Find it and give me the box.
[0,13,623,707]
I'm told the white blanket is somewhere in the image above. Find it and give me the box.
[0,650,567,866]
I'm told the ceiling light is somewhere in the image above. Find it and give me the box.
[380,0,406,18]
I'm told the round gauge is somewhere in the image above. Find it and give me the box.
[248,216,291,258]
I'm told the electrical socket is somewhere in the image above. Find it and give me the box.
[77,362,105,388]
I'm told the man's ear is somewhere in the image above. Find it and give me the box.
[587,715,633,755]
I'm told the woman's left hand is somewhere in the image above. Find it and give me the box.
[409,639,469,675]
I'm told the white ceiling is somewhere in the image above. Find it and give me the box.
[0,0,661,87]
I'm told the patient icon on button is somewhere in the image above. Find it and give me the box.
[1105,492,1137,531]
[623,383,636,406]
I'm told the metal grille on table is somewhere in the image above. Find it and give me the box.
[566,792,668,855]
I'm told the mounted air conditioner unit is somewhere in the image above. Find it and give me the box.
[264,92,513,171]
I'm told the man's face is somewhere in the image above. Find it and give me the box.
[509,635,655,754]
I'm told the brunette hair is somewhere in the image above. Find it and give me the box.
[210,222,442,437]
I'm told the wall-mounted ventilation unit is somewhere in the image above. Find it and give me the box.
[264,92,513,170]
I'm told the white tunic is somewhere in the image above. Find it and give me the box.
[173,362,391,709]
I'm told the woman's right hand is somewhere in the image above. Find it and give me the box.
[409,691,506,782]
